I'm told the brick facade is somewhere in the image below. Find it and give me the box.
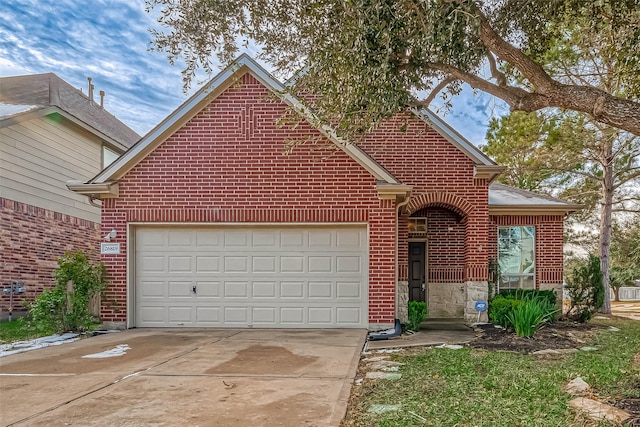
[0,198,100,311]
[357,115,490,283]
[96,68,568,328]
[100,73,396,326]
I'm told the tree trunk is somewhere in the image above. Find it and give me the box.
[599,140,614,314]
[613,286,620,302]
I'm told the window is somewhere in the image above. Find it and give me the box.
[102,145,120,168]
[408,217,427,233]
[498,226,535,291]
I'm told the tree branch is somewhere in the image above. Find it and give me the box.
[423,75,456,106]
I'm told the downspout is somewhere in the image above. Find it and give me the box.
[88,196,102,208]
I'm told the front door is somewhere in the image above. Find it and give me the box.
[408,242,426,302]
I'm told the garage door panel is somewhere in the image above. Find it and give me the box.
[252,256,276,272]
[224,230,248,246]
[224,307,249,323]
[337,282,361,298]
[135,226,367,328]
[195,230,221,247]
[308,281,332,298]
[308,307,332,324]
[196,256,220,272]
[139,256,165,273]
[196,307,220,323]
[168,306,192,323]
[168,281,193,298]
[308,256,332,273]
[337,307,361,324]
[252,281,277,298]
[252,307,276,324]
[336,256,362,272]
[169,256,192,272]
[224,281,249,298]
[280,281,304,298]
[280,307,304,324]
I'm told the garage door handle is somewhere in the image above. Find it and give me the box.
[192,286,197,294]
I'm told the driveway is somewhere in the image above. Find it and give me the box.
[0,328,366,426]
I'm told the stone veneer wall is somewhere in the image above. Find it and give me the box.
[539,282,564,317]
[465,281,489,323]
[396,281,409,323]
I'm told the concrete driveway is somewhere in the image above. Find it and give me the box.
[0,328,366,426]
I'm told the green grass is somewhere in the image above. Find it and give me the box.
[0,317,53,344]
[343,319,640,427]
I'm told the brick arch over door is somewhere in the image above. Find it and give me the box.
[405,192,474,218]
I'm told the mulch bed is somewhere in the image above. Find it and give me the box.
[468,321,605,354]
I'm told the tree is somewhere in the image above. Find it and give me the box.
[482,7,640,313]
[146,0,640,138]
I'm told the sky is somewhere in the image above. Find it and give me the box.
[1,0,506,145]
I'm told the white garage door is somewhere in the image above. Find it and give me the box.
[134,225,368,328]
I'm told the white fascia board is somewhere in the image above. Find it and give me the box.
[90,53,399,185]
[412,108,496,166]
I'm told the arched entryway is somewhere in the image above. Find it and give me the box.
[398,192,475,319]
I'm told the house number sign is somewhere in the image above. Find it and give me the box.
[475,300,488,312]
[101,242,121,254]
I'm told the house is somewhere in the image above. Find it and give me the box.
[69,55,579,330]
[0,73,139,312]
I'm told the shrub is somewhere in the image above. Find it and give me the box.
[498,289,557,307]
[407,301,428,332]
[565,254,604,322]
[488,296,523,328]
[506,296,557,337]
[29,251,105,333]
[489,289,558,330]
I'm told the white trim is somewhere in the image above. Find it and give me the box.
[412,108,497,166]
[128,222,370,328]
[90,54,399,185]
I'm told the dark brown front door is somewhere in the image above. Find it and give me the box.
[408,242,426,302]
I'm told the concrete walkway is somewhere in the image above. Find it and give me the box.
[0,328,366,426]
[366,319,477,350]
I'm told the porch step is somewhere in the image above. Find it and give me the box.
[420,318,469,331]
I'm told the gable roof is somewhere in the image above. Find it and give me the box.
[489,183,581,214]
[83,54,400,189]
[0,73,139,150]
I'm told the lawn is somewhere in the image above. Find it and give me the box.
[342,318,640,427]
[0,318,51,344]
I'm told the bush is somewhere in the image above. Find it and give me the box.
[565,254,604,322]
[407,301,427,332]
[488,289,557,328]
[29,251,105,333]
[488,296,523,328]
[506,296,556,337]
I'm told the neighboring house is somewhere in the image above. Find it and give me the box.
[0,73,139,312]
[69,55,578,330]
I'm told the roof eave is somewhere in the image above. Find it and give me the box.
[90,54,400,185]
[1,105,130,152]
[412,108,497,166]
[475,165,506,183]
[489,204,582,215]
[66,180,119,199]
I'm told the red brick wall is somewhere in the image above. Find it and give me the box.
[489,215,565,287]
[100,72,397,325]
[0,198,100,311]
[357,114,489,282]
